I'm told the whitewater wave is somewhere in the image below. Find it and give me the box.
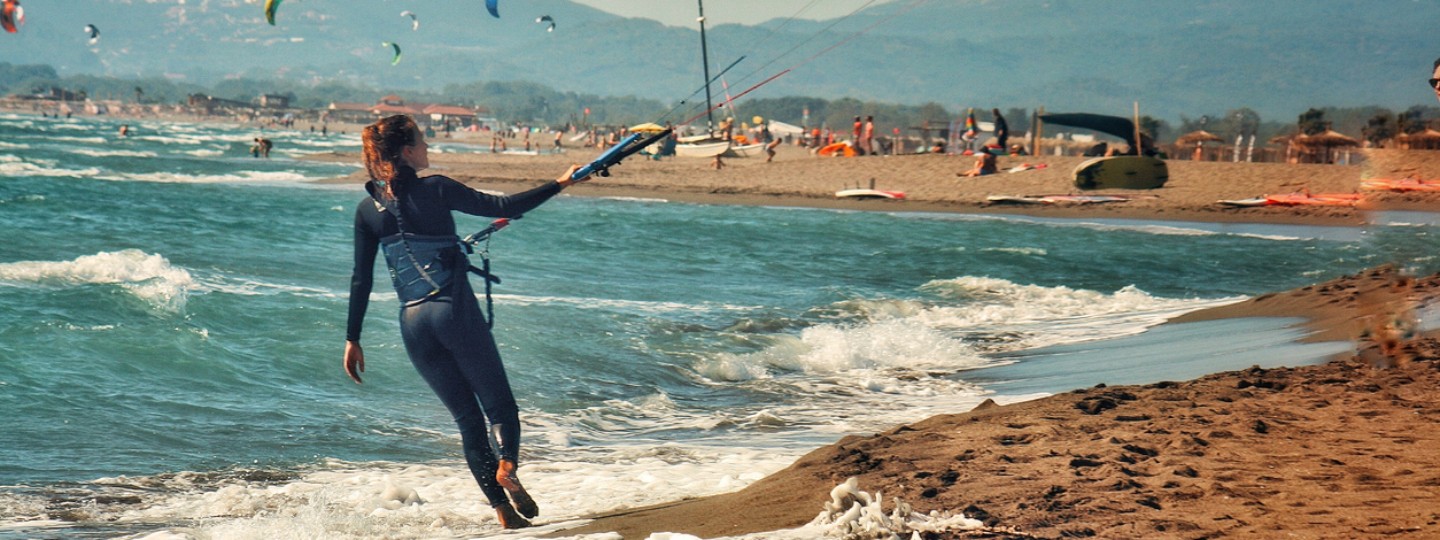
[0,250,196,312]
[696,276,1237,386]
[98,170,313,184]
[0,161,101,178]
[65,148,159,158]
[0,447,795,540]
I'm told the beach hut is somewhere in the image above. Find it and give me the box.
[1294,130,1360,164]
[1175,129,1224,161]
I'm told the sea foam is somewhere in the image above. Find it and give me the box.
[0,250,196,312]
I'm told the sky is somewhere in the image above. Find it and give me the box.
[571,0,894,27]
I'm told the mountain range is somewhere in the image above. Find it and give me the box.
[2,0,1435,122]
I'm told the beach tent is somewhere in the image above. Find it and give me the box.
[1039,113,1154,154]
[768,120,805,137]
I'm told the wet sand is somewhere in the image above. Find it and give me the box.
[554,267,1440,539]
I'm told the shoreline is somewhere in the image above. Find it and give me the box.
[552,267,1440,539]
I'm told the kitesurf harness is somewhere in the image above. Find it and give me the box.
[368,180,506,328]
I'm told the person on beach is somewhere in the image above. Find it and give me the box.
[862,115,875,156]
[852,116,865,156]
[991,109,1009,151]
[344,114,583,530]
[957,148,997,177]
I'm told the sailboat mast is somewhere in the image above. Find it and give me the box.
[697,0,715,131]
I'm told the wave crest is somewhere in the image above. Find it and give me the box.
[0,250,196,311]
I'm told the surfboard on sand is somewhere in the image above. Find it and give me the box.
[1073,156,1168,190]
[1216,197,1268,207]
[836,188,905,200]
[987,194,1135,205]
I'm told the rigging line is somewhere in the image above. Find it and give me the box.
[791,0,932,70]
[658,0,821,122]
[727,0,826,64]
[655,55,748,124]
[659,0,871,125]
[679,69,792,127]
[719,0,884,94]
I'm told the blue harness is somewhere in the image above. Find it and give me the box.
[370,183,503,326]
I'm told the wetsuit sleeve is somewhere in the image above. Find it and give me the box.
[346,202,380,343]
[438,176,563,218]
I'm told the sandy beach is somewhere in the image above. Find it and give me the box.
[306,142,1440,227]
[307,146,1440,538]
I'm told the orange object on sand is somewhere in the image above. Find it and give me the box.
[818,142,856,157]
[1361,177,1440,192]
[1263,192,1362,207]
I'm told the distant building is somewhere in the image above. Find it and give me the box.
[327,102,376,124]
[187,93,252,114]
[325,95,484,126]
[257,94,290,109]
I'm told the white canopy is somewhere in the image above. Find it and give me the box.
[767,120,805,136]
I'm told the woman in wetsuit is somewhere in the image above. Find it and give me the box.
[343,114,581,529]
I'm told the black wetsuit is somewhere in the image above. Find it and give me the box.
[347,171,562,507]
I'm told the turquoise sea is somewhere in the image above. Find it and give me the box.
[1,113,1437,539]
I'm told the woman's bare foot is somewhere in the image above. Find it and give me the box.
[496,459,539,518]
[495,503,532,529]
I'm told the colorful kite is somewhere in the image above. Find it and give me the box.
[2,0,24,34]
[264,0,282,26]
[485,0,498,18]
[381,41,402,65]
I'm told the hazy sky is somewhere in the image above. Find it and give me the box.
[571,0,894,27]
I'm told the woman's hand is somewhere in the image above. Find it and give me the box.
[344,340,365,384]
[556,164,586,187]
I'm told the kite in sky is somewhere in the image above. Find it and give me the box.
[536,15,554,32]
[485,0,498,18]
[85,23,99,45]
[400,10,418,31]
[2,0,24,34]
[264,0,282,26]
[381,41,402,65]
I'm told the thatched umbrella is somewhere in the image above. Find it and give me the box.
[1176,129,1225,160]
[1294,130,1360,163]
[1398,129,1440,150]
[1176,130,1224,146]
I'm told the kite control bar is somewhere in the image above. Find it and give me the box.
[571,128,674,182]
[461,217,515,247]
[461,128,673,247]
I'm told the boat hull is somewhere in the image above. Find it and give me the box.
[674,140,730,158]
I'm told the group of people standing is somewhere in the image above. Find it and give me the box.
[852,115,877,155]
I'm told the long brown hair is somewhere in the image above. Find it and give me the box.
[361,114,420,200]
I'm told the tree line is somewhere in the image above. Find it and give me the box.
[3,62,1436,147]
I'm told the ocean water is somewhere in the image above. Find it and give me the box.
[1,113,1437,539]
